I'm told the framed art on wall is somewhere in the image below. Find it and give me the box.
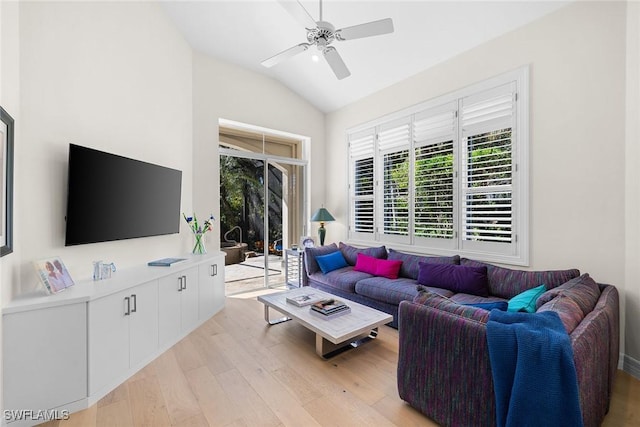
[0,106,14,257]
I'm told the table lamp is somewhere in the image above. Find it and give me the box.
[311,207,335,246]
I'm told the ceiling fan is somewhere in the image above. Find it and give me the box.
[261,0,394,80]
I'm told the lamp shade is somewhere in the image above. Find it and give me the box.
[311,208,335,222]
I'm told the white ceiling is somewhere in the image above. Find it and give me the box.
[162,0,569,113]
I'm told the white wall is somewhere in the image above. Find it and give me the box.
[9,1,193,299]
[326,2,631,354]
[0,0,21,415]
[191,52,325,247]
[625,0,640,372]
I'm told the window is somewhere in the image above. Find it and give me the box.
[378,119,410,242]
[347,68,529,265]
[349,129,375,237]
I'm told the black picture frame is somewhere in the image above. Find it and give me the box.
[1,106,14,257]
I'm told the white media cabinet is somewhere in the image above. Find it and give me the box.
[2,253,225,426]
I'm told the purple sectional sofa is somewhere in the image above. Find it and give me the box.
[304,242,460,328]
[303,243,620,427]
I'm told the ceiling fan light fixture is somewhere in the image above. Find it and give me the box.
[262,0,394,79]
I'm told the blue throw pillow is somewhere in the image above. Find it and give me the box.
[315,251,349,274]
[508,284,547,313]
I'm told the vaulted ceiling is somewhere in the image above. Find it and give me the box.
[163,1,569,113]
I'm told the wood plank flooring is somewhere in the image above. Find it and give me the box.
[40,292,640,426]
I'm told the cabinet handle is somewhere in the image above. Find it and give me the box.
[178,276,183,292]
[182,275,187,290]
[124,296,131,316]
[211,264,218,277]
[131,294,137,313]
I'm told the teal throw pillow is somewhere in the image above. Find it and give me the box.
[508,284,547,313]
[315,251,349,274]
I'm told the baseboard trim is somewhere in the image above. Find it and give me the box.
[623,353,640,379]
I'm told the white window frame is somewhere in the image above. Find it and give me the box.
[346,66,529,266]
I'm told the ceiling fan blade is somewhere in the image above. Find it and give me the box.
[336,18,394,41]
[323,47,350,80]
[261,43,310,68]
[277,0,317,29]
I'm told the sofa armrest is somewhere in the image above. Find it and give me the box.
[397,300,495,427]
[569,284,619,427]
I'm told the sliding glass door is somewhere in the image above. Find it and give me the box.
[220,148,307,294]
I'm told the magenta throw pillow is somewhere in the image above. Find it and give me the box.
[417,262,489,297]
[354,253,378,275]
[375,259,403,279]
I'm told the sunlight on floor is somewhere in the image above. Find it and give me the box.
[225,254,292,298]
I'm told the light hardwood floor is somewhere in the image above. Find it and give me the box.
[41,292,640,427]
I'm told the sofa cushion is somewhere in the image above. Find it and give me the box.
[417,262,489,297]
[308,266,372,294]
[355,277,423,305]
[507,284,546,313]
[315,250,349,274]
[463,301,508,312]
[339,242,387,266]
[460,258,581,299]
[537,294,584,334]
[535,273,601,316]
[413,287,490,322]
[304,243,339,276]
[387,248,460,280]
[449,293,508,306]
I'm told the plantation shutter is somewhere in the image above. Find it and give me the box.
[349,128,375,240]
[345,68,527,264]
[377,119,411,243]
[413,102,457,249]
[460,82,516,254]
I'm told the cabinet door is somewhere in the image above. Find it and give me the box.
[129,280,159,368]
[158,273,183,348]
[180,267,200,333]
[198,257,225,320]
[3,303,87,413]
[88,290,131,396]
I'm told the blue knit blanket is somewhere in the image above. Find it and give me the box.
[486,310,583,427]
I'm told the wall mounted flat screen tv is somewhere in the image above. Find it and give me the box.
[65,144,182,246]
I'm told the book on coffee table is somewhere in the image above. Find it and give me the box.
[310,304,351,319]
[286,293,324,307]
[310,298,349,316]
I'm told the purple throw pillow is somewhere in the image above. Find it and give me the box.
[417,262,489,297]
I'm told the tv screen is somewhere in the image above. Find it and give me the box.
[65,144,182,246]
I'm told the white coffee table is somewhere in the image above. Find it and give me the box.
[257,288,393,359]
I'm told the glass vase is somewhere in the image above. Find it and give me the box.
[192,232,207,255]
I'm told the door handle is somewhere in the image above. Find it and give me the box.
[178,276,183,292]
[131,294,137,313]
[182,275,187,290]
[124,296,131,316]
[211,264,218,277]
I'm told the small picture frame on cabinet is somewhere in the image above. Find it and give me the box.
[300,236,315,249]
[33,257,75,294]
